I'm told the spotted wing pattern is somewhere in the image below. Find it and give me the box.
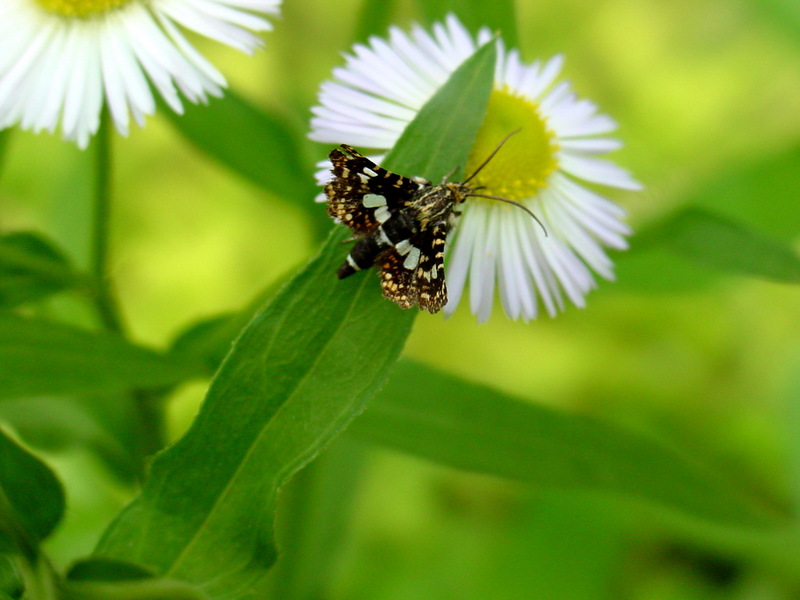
[411,224,448,313]
[378,250,415,309]
[324,145,420,234]
[378,224,449,314]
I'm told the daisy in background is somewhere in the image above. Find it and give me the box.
[310,14,641,323]
[0,0,281,148]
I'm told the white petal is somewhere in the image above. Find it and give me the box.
[559,153,643,190]
[558,138,623,153]
[443,209,479,316]
[0,0,278,146]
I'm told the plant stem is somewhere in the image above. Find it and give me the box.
[91,116,124,334]
[90,115,165,467]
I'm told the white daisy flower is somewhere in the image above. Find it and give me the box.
[0,0,281,148]
[310,14,641,323]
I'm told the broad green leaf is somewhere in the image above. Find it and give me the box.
[655,208,800,283]
[95,42,497,600]
[351,360,773,528]
[0,429,65,553]
[0,314,200,401]
[0,232,80,307]
[94,230,414,598]
[418,0,518,48]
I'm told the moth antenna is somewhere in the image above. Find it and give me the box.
[441,164,459,183]
[468,193,548,236]
[462,128,522,185]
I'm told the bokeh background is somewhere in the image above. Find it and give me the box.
[2,0,800,598]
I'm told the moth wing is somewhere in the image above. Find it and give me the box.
[377,249,417,310]
[409,224,448,314]
[325,145,421,234]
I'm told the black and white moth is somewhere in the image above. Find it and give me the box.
[324,133,545,313]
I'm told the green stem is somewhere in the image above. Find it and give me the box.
[91,116,124,334]
[90,116,165,468]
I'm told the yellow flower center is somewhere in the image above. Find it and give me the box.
[34,0,134,18]
[465,86,559,200]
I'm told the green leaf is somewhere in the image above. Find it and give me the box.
[95,42,497,600]
[95,230,414,597]
[0,232,80,307]
[0,314,200,401]
[654,208,800,283]
[417,0,518,48]
[0,429,65,554]
[351,360,773,529]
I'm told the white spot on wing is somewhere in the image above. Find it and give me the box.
[375,206,391,223]
[376,226,391,246]
[346,255,361,271]
[395,239,412,255]
[364,167,379,177]
[363,193,387,208]
[404,247,421,270]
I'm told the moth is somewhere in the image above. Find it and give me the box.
[324,132,545,313]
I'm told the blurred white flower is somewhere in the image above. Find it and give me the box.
[311,15,641,322]
[0,0,281,148]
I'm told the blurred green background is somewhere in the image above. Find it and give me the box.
[2,0,800,598]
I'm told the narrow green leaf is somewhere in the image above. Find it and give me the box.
[94,230,413,597]
[656,208,800,283]
[351,360,773,529]
[0,314,200,401]
[417,0,518,48]
[95,42,497,600]
[0,429,65,553]
[0,232,80,307]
